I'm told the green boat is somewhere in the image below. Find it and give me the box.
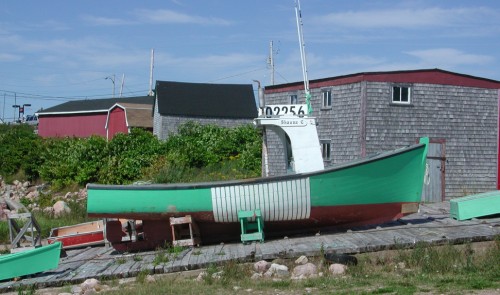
[0,242,61,281]
[87,113,429,250]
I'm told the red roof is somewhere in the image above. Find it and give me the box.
[265,69,500,93]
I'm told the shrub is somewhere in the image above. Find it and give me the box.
[0,125,40,180]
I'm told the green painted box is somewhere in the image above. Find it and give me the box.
[450,190,500,221]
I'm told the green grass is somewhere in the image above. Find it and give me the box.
[97,238,500,295]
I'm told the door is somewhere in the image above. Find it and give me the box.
[421,141,446,202]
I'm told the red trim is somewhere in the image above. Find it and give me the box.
[265,69,500,94]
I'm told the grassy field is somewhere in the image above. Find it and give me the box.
[66,239,499,295]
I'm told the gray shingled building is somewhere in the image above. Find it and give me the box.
[263,69,500,201]
[153,81,257,140]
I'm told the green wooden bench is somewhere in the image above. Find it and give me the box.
[238,209,264,243]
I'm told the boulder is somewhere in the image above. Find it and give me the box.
[329,263,347,275]
[294,255,308,265]
[264,263,289,277]
[81,278,101,292]
[254,260,271,273]
[53,200,71,216]
[292,262,318,279]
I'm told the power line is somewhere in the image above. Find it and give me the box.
[207,68,266,83]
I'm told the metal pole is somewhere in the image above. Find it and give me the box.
[269,41,275,86]
[295,0,312,114]
[120,74,125,98]
[149,48,155,96]
[2,93,5,122]
[14,93,16,122]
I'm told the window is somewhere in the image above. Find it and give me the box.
[392,86,411,104]
[322,89,332,108]
[290,94,298,104]
[320,140,331,161]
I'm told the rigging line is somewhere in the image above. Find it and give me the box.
[0,88,149,100]
[207,68,266,83]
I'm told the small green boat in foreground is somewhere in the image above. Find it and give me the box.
[0,242,61,281]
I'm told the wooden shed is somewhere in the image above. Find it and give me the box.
[36,96,153,138]
[263,69,500,201]
[153,81,257,140]
[105,103,153,140]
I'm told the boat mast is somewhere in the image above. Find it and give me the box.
[295,0,312,114]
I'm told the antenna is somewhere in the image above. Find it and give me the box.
[295,0,312,114]
[148,49,155,96]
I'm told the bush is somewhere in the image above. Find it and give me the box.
[165,122,261,172]
[1,123,262,187]
[0,125,40,180]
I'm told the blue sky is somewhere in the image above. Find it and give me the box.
[1,0,500,120]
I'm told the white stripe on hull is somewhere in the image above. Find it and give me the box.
[211,178,310,222]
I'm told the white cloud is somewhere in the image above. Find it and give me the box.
[313,7,497,29]
[81,15,135,26]
[328,55,386,67]
[0,53,22,62]
[134,9,231,25]
[406,48,494,67]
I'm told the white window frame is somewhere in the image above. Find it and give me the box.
[320,140,331,161]
[392,86,411,104]
[321,89,332,109]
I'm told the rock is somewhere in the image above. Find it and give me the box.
[329,263,347,275]
[292,262,318,279]
[22,181,30,188]
[145,274,156,283]
[25,190,39,200]
[53,200,71,216]
[81,278,101,292]
[250,272,262,280]
[294,255,308,265]
[212,271,224,279]
[264,263,289,277]
[71,285,82,294]
[254,260,271,273]
[43,207,54,215]
[195,271,207,282]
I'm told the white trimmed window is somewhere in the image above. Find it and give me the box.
[392,86,411,104]
[320,140,331,161]
[290,94,298,104]
[322,89,332,108]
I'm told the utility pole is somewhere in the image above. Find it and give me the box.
[13,93,17,122]
[148,48,155,96]
[2,93,5,122]
[119,74,125,98]
[268,41,275,85]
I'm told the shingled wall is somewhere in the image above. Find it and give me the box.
[263,80,498,198]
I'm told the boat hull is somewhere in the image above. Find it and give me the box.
[47,221,105,250]
[0,242,61,281]
[87,140,428,244]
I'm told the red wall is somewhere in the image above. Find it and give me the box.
[38,113,108,138]
[107,108,128,140]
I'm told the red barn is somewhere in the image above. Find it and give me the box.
[36,96,153,138]
[105,103,153,140]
